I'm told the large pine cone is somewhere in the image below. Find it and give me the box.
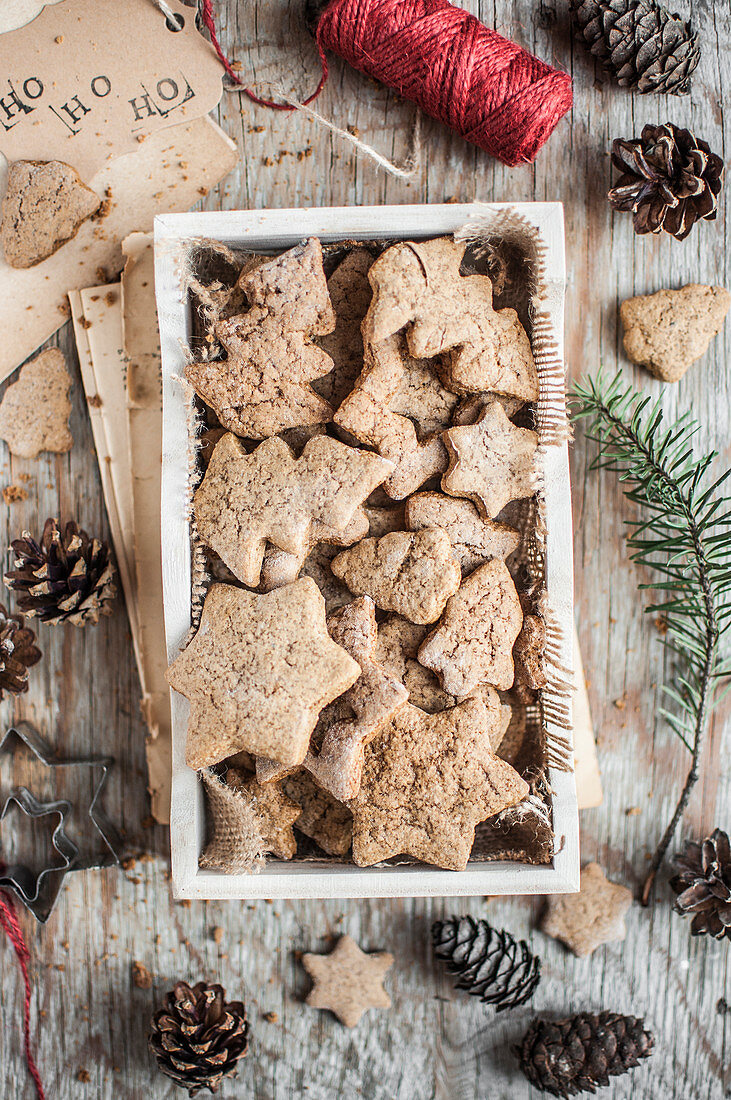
[517,1011,654,1097]
[432,916,540,1011]
[569,0,700,95]
[670,828,731,941]
[608,123,724,240]
[149,981,249,1096]
[4,518,116,626]
[0,603,41,697]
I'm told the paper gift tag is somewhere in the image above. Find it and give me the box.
[0,0,225,180]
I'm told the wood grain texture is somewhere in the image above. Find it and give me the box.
[1,0,730,1097]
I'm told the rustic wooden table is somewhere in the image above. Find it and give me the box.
[1,1,730,1097]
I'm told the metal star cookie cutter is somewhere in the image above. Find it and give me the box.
[0,722,122,922]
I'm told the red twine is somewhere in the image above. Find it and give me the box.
[0,888,46,1100]
[202,0,572,166]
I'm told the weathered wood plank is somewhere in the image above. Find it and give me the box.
[1,0,730,1096]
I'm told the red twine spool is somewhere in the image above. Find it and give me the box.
[203,0,572,166]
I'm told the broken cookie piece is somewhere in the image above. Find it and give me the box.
[1,159,101,268]
[620,284,730,383]
[0,347,73,458]
[282,771,353,856]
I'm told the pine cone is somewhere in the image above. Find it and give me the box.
[608,123,724,240]
[517,1011,654,1097]
[432,916,540,1011]
[569,0,700,95]
[4,518,116,626]
[670,828,731,941]
[149,981,249,1096]
[0,603,41,697]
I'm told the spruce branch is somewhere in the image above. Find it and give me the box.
[569,371,731,903]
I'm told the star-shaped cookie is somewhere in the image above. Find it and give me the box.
[331,529,461,625]
[366,237,538,400]
[166,580,360,769]
[185,238,337,438]
[194,432,392,587]
[405,491,521,573]
[418,560,524,696]
[442,399,538,519]
[349,697,529,870]
[541,863,633,957]
[302,935,393,1027]
[258,597,409,800]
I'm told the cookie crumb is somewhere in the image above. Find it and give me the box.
[132,961,153,989]
[2,484,28,504]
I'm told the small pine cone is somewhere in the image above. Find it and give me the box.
[517,1011,654,1097]
[569,0,700,96]
[149,981,249,1096]
[4,518,116,626]
[0,603,41,698]
[608,123,724,240]
[432,916,540,1011]
[670,828,731,941]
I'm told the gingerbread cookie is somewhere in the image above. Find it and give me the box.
[405,491,520,574]
[331,528,461,625]
[418,560,523,696]
[166,579,360,769]
[194,432,391,587]
[349,697,529,870]
[282,771,353,856]
[225,771,302,860]
[442,399,538,518]
[366,237,538,400]
[334,329,450,499]
[1,159,101,268]
[541,863,632,957]
[185,238,337,438]
[620,284,730,383]
[302,935,393,1028]
[513,613,547,701]
[0,348,73,459]
[315,248,374,407]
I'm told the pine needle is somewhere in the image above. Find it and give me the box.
[570,371,731,903]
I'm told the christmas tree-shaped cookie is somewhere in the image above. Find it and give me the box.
[186,238,337,438]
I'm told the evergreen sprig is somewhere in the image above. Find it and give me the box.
[570,371,731,902]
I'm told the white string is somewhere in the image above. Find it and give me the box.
[150,0,184,29]
[232,80,422,180]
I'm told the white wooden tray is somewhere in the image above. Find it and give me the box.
[154,202,578,900]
